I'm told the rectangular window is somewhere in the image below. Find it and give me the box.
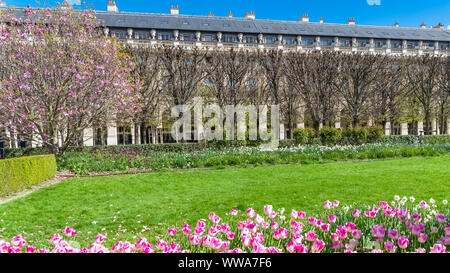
[265,37,273,44]
[117,127,132,145]
[357,39,370,47]
[302,37,314,46]
[203,35,212,42]
[439,42,449,50]
[339,38,352,47]
[224,35,234,43]
[374,39,387,48]
[391,40,402,49]
[320,37,333,46]
[245,36,255,43]
[161,33,170,40]
[407,41,419,49]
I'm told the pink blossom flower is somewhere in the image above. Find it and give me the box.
[352,230,362,239]
[297,211,306,219]
[263,205,273,216]
[230,209,238,216]
[398,236,410,249]
[414,248,426,253]
[11,235,26,247]
[247,208,255,218]
[417,233,427,244]
[290,210,298,219]
[371,225,386,241]
[321,224,330,232]
[167,228,177,236]
[436,214,446,223]
[311,239,325,253]
[352,209,361,218]
[26,245,36,253]
[388,229,399,240]
[328,214,337,223]
[324,200,332,209]
[384,241,397,253]
[95,234,106,244]
[333,200,339,207]
[64,227,77,237]
[305,230,316,242]
[430,244,446,253]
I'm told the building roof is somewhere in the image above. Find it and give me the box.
[94,11,450,41]
[2,7,450,41]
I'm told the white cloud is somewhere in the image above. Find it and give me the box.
[367,0,381,5]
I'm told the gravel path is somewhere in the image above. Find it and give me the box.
[0,171,75,205]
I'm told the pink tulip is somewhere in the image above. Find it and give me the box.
[297,211,306,219]
[352,209,361,218]
[398,236,409,249]
[11,235,26,247]
[247,208,255,218]
[26,245,36,253]
[436,214,446,223]
[328,214,337,223]
[95,234,106,244]
[417,233,427,244]
[167,228,177,236]
[430,244,446,253]
[324,200,332,209]
[311,239,325,253]
[64,227,77,237]
[230,209,238,216]
[305,230,316,242]
[388,229,399,240]
[333,200,340,207]
[384,241,397,253]
[263,205,273,216]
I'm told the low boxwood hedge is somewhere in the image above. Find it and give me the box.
[0,155,57,196]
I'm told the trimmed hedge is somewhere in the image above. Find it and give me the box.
[0,155,57,196]
[2,135,450,159]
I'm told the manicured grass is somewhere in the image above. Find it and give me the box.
[0,156,449,248]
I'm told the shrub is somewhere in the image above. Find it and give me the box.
[0,155,57,196]
[319,126,341,145]
[293,128,316,145]
[366,126,384,143]
[341,127,368,145]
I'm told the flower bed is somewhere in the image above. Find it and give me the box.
[56,144,450,175]
[0,197,448,253]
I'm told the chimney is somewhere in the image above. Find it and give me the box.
[319,17,323,23]
[347,18,355,25]
[227,11,233,18]
[170,5,179,15]
[107,1,118,12]
[208,11,215,16]
[435,22,444,29]
[298,14,309,23]
[394,22,399,28]
[0,1,6,7]
[420,22,426,29]
[245,11,255,20]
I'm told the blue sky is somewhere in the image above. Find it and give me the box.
[4,0,450,28]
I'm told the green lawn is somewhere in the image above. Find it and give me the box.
[0,156,449,248]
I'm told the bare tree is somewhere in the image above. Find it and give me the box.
[436,56,449,134]
[371,56,407,133]
[334,52,389,127]
[160,45,208,106]
[125,44,167,143]
[286,51,339,131]
[405,54,441,135]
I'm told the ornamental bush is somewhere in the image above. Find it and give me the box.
[0,155,57,196]
[319,127,342,146]
[341,127,369,145]
[293,128,316,145]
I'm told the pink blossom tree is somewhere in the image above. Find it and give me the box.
[0,5,141,154]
